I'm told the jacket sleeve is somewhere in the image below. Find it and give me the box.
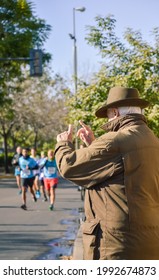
[31,164,39,170]
[11,154,20,167]
[11,154,16,165]
[54,136,122,188]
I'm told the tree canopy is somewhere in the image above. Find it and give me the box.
[0,0,52,100]
[67,15,159,137]
[0,0,53,171]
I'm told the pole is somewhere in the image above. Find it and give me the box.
[73,8,77,93]
[71,7,85,149]
[73,8,78,150]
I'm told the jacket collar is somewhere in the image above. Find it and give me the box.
[101,114,147,132]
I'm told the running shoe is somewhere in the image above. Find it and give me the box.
[43,196,48,202]
[49,204,54,211]
[21,204,27,210]
[36,190,41,198]
[33,196,37,202]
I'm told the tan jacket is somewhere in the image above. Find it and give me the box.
[55,114,159,259]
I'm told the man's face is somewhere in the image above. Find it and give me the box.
[48,150,54,159]
[22,149,28,157]
[41,152,45,158]
[107,108,119,121]
[17,147,22,154]
[31,149,36,156]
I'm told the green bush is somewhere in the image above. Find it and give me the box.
[0,153,14,167]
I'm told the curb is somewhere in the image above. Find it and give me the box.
[72,222,83,260]
[0,174,15,179]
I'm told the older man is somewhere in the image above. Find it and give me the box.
[55,86,159,260]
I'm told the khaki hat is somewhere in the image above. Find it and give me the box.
[95,86,149,118]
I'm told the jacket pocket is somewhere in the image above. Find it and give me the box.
[82,218,99,234]
[82,219,100,260]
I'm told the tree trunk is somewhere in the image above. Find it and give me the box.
[34,131,38,150]
[3,134,9,173]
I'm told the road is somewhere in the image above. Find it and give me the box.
[0,175,84,260]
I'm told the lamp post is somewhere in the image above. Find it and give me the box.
[69,6,86,149]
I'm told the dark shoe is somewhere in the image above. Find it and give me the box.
[43,196,48,202]
[21,204,27,210]
[49,204,54,211]
[33,196,37,202]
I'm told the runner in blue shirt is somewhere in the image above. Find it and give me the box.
[19,148,39,210]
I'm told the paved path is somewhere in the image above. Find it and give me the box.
[0,175,84,260]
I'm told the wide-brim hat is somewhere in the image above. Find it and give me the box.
[95,86,149,118]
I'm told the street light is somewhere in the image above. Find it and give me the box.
[69,6,86,149]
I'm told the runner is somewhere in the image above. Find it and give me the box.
[30,148,41,198]
[40,149,58,211]
[11,146,22,195]
[19,148,39,210]
[38,151,48,202]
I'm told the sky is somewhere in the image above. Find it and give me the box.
[32,0,159,78]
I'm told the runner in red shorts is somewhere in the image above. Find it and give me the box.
[40,149,58,211]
